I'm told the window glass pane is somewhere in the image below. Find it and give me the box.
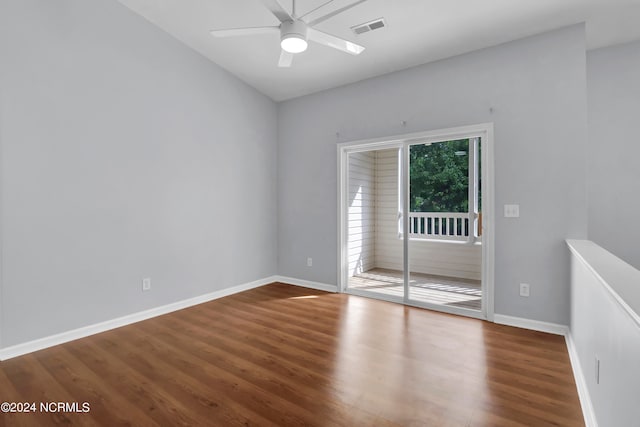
[409,139,469,213]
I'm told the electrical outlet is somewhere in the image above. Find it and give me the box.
[307,257,313,267]
[519,283,530,297]
[142,278,151,292]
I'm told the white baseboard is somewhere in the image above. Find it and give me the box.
[273,275,338,293]
[0,276,278,361]
[493,314,568,335]
[565,332,598,427]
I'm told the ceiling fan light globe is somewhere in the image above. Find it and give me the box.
[281,36,308,53]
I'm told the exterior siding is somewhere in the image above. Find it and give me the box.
[347,152,376,275]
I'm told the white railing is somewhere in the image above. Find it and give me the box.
[408,212,478,242]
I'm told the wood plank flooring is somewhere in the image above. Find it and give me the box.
[0,283,584,426]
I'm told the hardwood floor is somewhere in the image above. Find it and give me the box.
[0,283,584,426]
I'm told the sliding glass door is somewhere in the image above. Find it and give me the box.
[339,124,493,320]
[407,138,483,312]
[344,146,406,303]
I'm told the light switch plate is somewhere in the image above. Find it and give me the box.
[504,204,520,218]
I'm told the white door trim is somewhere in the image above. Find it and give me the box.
[337,123,495,321]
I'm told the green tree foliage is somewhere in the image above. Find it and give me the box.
[409,139,469,212]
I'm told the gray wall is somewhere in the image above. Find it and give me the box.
[587,40,640,270]
[278,25,588,325]
[0,0,278,347]
[0,1,603,349]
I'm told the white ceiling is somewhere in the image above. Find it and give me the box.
[118,0,640,101]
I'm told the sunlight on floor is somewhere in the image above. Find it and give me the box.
[349,268,482,310]
[287,295,320,300]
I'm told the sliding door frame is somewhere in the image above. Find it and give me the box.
[337,123,495,321]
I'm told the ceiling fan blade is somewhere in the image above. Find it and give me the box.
[308,28,365,55]
[298,0,335,21]
[278,50,294,67]
[307,0,368,26]
[210,26,279,38]
[261,0,292,23]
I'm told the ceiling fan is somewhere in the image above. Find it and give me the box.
[210,0,368,67]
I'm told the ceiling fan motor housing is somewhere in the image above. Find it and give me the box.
[281,19,309,46]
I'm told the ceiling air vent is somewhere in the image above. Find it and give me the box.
[351,18,386,35]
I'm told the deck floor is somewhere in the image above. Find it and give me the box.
[349,268,482,310]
